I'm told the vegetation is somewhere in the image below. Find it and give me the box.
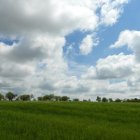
[0,101,140,140]
[96,96,101,102]
[18,95,33,101]
[0,93,4,101]
[5,92,17,101]
[102,97,108,102]
[0,92,140,139]
[0,92,140,103]
[73,98,79,102]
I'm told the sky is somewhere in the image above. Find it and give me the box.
[0,0,140,100]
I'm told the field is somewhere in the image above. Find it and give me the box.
[0,102,140,140]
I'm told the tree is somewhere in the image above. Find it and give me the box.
[49,94,55,101]
[109,98,113,102]
[115,98,122,102]
[126,98,140,103]
[19,95,31,101]
[102,97,108,102]
[133,98,139,102]
[0,93,4,101]
[73,98,79,102]
[96,96,101,102]
[42,94,55,101]
[61,96,69,101]
[38,97,43,101]
[54,96,62,101]
[43,95,50,101]
[6,92,16,101]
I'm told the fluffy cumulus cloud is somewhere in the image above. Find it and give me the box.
[104,30,140,98]
[95,53,135,79]
[79,34,99,55]
[81,52,140,99]
[0,0,131,99]
[110,30,140,62]
[100,0,129,25]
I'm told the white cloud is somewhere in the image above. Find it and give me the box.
[80,52,140,99]
[0,0,130,99]
[95,53,135,79]
[111,30,140,62]
[80,35,95,55]
[0,0,99,36]
[83,53,135,80]
[100,0,129,25]
[0,0,128,36]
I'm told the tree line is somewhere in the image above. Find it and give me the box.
[0,92,140,103]
[96,96,140,103]
[0,92,71,101]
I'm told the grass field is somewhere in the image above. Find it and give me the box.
[0,101,140,140]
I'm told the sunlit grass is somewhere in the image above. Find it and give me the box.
[0,101,140,140]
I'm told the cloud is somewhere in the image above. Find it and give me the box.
[95,53,135,79]
[0,0,128,36]
[80,52,140,99]
[0,38,45,63]
[0,0,99,36]
[0,0,130,98]
[100,0,129,25]
[110,30,140,62]
[82,53,135,80]
[79,34,99,55]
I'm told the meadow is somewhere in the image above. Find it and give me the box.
[0,101,140,140]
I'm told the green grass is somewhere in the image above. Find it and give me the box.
[0,101,140,140]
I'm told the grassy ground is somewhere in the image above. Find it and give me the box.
[0,101,140,140]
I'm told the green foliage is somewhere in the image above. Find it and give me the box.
[124,98,140,103]
[5,92,16,101]
[109,98,113,102]
[0,93,4,101]
[61,96,69,101]
[73,98,79,102]
[0,102,140,140]
[19,95,31,101]
[54,96,62,101]
[42,94,55,101]
[96,96,101,102]
[115,98,122,102]
[102,97,108,102]
[38,96,43,101]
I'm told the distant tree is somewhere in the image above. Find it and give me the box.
[109,98,113,102]
[133,98,139,102]
[102,97,108,102]
[132,98,140,102]
[43,95,50,101]
[0,93,4,101]
[73,98,79,102]
[124,98,140,103]
[19,95,31,101]
[6,92,17,101]
[115,98,122,102]
[61,96,69,101]
[83,99,88,102]
[38,96,43,101]
[42,94,55,101]
[49,94,55,101]
[96,96,101,102]
[54,96,62,101]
